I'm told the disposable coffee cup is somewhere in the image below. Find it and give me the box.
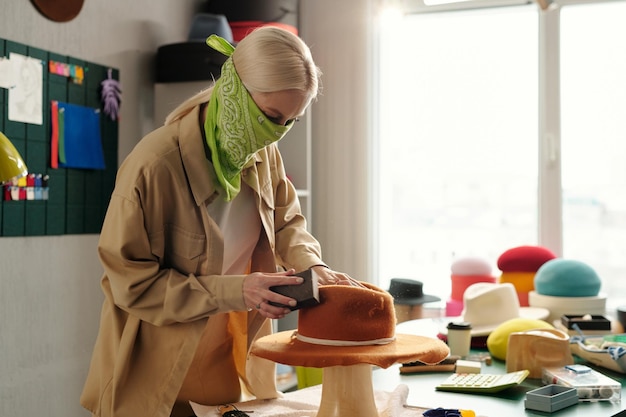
[446,321,472,357]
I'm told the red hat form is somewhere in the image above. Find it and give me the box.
[497,245,557,306]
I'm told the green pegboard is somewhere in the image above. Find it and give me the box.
[0,37,119,236]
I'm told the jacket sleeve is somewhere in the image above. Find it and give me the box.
[268,145,326,271]
[98,169,247,327]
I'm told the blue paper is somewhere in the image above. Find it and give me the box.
[56,102,105,170]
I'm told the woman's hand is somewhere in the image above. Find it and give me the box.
[242,269,303,319]
[311,265,365,288]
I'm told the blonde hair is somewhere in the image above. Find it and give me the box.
[165,26,321,126]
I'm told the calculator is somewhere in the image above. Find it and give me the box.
[436,370,530,393]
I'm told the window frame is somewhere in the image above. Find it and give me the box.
[373,0,626,308]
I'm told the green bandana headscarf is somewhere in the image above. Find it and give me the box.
[204,34,294,201]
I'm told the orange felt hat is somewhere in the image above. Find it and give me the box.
[250,282,450,369]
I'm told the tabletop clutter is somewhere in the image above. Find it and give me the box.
[398,245,626,414]
[192,247,626,416]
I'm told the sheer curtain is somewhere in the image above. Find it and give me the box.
[561,1,626,310]
[376,5,538,296]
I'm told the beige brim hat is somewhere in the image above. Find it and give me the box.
[440,307,550,337]
[439,282,550,337]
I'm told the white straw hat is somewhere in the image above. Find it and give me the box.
[441,282,550,337]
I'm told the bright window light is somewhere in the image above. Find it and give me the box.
[561,1,626,311]
[376,5,538,298]
[423,0,473,5]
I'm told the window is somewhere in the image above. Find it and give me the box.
[376,0,626,310]
[561,1,626,310]
[377,5,538,299]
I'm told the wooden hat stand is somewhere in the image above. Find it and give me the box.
[316,364,379,417]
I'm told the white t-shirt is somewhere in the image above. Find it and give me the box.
[206,183,261,274]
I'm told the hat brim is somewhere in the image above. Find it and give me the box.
[393,294,441,306]
[437,306,551,337]
[250,331,450,369]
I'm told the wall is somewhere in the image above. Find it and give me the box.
[0,1,202,416]
[0,0,374,415]
[302,0,375,282]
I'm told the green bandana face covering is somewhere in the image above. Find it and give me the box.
[205,34,294,201]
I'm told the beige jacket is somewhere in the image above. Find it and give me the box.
[80,105,324,417]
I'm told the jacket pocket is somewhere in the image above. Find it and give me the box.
[150,225,205,274]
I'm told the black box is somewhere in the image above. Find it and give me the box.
[269,268,320,310]
[561,315,611,331]
[156,42,227,83]
[201,0,299,27]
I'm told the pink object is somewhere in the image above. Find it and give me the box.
[450,274,496,301]
[451,256,493,276]
[446,298,464,317]
[448,256,496,316]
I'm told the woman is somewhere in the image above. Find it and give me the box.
[81,27,354,417]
